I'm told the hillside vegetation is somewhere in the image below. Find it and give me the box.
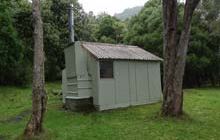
[114,6,143,20]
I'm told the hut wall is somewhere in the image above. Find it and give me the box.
[97,60,162,111]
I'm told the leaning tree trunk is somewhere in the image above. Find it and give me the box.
[24,0,47,138]
[162,0,200,116]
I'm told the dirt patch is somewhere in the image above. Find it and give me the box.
[0,135,8,140]
[0,109,31,124]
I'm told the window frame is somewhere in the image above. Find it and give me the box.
[99,60,114,79]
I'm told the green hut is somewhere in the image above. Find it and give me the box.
[62,41,163,111]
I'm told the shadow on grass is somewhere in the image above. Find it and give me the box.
[0,135,9,140]
[16,129,55,140]
[146,110,195,123]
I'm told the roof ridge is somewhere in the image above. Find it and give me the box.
[81,41,138,48]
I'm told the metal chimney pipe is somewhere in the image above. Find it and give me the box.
[68,3,74,43]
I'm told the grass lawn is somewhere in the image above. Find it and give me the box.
[0,82,219,140]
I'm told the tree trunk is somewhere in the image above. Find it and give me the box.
[162,0,200,116]
[162,0,179,116]
[24,0,47,138]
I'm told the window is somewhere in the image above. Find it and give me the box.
[100,61,113,78]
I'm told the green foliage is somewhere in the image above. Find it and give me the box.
[42,0,98,81]
[1,0,102,84]
[95,14,125,44]
[0,83,219,139]
[125,0,220,87]
[124,0,163,57]
[184,0,220,87]
[0,0,31,85]
[11,0,97,82]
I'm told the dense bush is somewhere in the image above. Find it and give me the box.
[0,0,31,85]
[0,0,219,87]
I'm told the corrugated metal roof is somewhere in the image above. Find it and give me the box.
[81,42,163,61]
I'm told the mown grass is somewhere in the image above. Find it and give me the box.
[0,83,219,140]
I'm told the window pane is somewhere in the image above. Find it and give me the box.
[100,61,113,78]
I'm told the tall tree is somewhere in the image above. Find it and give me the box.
[24,0,47,137]
[162,0,200,116]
